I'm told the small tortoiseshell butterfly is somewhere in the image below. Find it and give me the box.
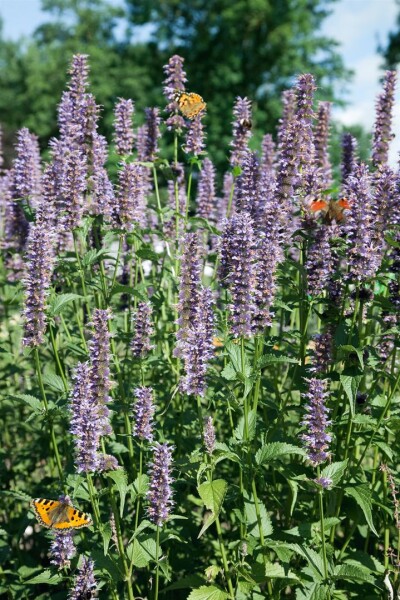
[310,197,351,222]
[31,498,92,531]
[174,91,207,120]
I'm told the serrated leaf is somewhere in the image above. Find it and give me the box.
[127,536,156,567]
[107,469,128,517]
[340,372,362,416]
[320,460,348,486]
[257,354,298,367]
[197,480,227,538]
[25,570,62,585]
[287,544,325,579]
[42,371,66,393]
[187,585,229,600]
[224,341,251,378]
[344,484,378,536]
[10,394,43,413]
[220,363,237,381]
[101,523,113,556]
[49,293,83,316]
[234,410,257,441]
[333,564,375,584]
[244,494,273,538]
[256,443,305,465]
[338,345,364,369]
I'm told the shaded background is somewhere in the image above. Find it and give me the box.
[0,0,400,171]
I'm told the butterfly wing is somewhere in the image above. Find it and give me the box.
[175,92,206,120]
[310,199,329,213]
[31,498,92,530]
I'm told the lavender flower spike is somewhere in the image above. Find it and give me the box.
[89,308,113,436]
[22,222,55,346]
[132,386,155,442]
[144,107,162,161]
[218,212,255,337]
[147,442,174,526]
[115,163,147,231]
[196,158,216,220]
[184,113,205,156]
[131,301,154,358]
[341,133,358,185]
[70,362,101,473]
[314,102,332,188]
[230,97,252,167]
[163,54,187,131]
[113,98,135,156]
[372,70,397,167]
[50,531,76,569]
[181,287,215,396]
[13,128,42,207]
[204,416,216,455]
[301,378,331,466]
[68,557,97,600]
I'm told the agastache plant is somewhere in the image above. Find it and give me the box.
[230,97,252,166]
[301,378,331,466]
[235,149,260,219]
[13,128,42,207]
[143,107,162,161]
[132,386,155,442]
[184,114,205,156]
[22,222,55,346]
[341,133,358,185]
[131,301,154,358]
[50,531,76,570]
[314,102,332,189]
[372,70,397,168]
[203,416,216,455]
[115,162,147,230]
[68,557,97,600]
[163,54,187,131]
[147,443,174,526]
[113,98,135,156]
[196,158,216,221]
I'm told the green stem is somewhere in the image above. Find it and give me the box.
[317,469,330,595]
[34,347,63,482]
[49,325,68,392]
[154,525,161,600]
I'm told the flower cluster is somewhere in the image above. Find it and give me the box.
[131,301,154,358]
[301,378,331,466]
[147,443,174,526]
[113,98,135,156]
[132,386,155,442]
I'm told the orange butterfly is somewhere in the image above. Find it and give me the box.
[174,91,207,120]
[31,498,92,531]
[310,197,351,222]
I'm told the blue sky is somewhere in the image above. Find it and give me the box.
[1,0,399,161]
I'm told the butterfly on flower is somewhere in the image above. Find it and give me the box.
[31,498,92,531]
[310,197,351,223]
[174,90,207,120]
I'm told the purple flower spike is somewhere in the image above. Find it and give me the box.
[147,442,174,527]
[301,378,331,466]
[314,102,332,189]
[204,416,216,455]
[22,222,55,346]
[260,134,275,174]
[277,89,296,151]
[235,149,260,218]
[89,308,113,437]
[70,362,101,473]
[230,97,252,167]
[133,386,155,442]
[115,163,147,230]
[219,212,255,337]
[341,133,358,185]
[163,54,187,131]
[295,73,317,192]
[131,301,154,358]
[314,476,332,489]
[50,531,76,570]
[372,70,397,167]
[13,128,42,207]
[90,133,115,219]
[175,232,202,357]
[144,108,162,161]
[196,158,216,220]
[181,287,215,396]
[306,223,337,296]
[184,114,205,156]
[68,557,97,600]
[311,330,333,375]
[114,98,135,156]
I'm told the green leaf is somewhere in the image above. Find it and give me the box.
[187,585,229,600]
[286,544,325,579]
[42,371,66,393]
[101,522,113,556]
[333,564,375,584]
[344,484,378,536]
[340,372,362,416]
[25,570,62,585]
[338,345,364,369]
[320,460,348,486]
[107,469,128,517]
[256,443,305,465]
[257,354,298,367]
[49,293,83,316]
[244,494,273,538]
[136,247,160,262]
[197,480,227,538]
[224,341,251,378]
[9,394,42,414]
[126,536,157,568]
[234,410,257,441]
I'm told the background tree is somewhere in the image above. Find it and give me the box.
[379,0,400,69]
[0,0,351,170]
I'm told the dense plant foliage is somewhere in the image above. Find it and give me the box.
[1,54,400,600]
